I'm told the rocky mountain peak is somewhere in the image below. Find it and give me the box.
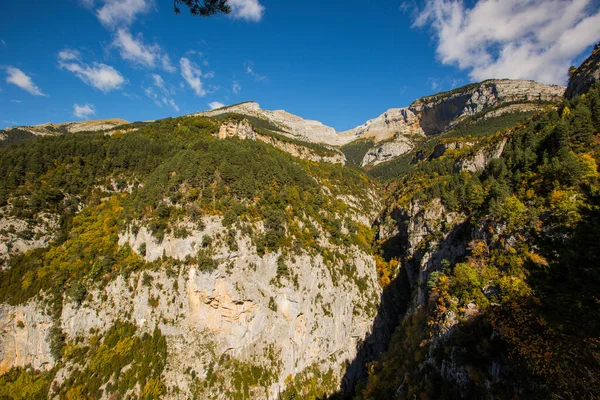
[342,79,565,167]
[195,102,352,146]
[342,79,565,144]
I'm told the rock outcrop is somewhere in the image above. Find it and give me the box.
[257,134,346,164]
[361,137,413,167]
[455,137,508,172]
[0,302,54,374]
[2,213,381,398]
[2,118,129,137]
[217,119,256,140]
[343,80,564,142]
[344,80,563,166]
[216,118,346,164]
[566,44,600,99]
[0,213,60,269]
[196,102,352,146]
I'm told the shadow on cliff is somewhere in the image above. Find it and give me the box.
[327,195,600,399]
[326,217,470,399]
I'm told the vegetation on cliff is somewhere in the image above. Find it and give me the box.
[357,84,600,399]
[1,50,600,400]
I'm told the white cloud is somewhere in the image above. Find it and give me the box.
[5,67,45,96]
[145,73,179,111]
[209,101,225,109]
[163,98,179,111]
[232,81,241,93]
[96,0,152,29]
[79,0,96,8]
[412,0,600,85]
[244,61,268,82]
[113,29,159,67]
[144,86,160,105]
[161,54,176,73]
[427,76,464,92]
[228,0,265,22]
[58,49,126,92]
[10,99,22,103]
[152,73,167,92]
[111,29,175,72]
[1,40,6,46]
[73,103,96,119]
[58,49,80,61]
[180,57,206,96]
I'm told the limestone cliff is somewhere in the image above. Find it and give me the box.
[343,80,564,142]
[566,44,600,99]
[0,211,381,398]
[196,102,352,146]
[343,80,564,166]
[216,118,346,164]
[360,137,413,167]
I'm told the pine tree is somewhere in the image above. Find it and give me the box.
[570,103,595,152]
[173,0,231,17]
[588,86,600,132]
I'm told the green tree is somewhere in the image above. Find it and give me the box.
[589,87,600,131]
[570,103,595,152]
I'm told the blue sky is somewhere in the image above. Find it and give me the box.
[1,0,600,131]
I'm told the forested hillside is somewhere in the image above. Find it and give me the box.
[1,48,600,400]
[0,115,382,399]
[353,83,600,399]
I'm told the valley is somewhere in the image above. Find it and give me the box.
[0,46,599,400]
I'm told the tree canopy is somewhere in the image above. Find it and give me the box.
[173,0,231,17]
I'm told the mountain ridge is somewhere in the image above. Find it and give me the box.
[0,46,599,399]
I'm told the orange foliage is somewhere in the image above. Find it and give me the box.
[375,255,399,287]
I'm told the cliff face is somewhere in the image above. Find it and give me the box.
[196,102,352,146]
[217,119,347,164]
[0,212,381,398]
[342,80,564,166]
[0,302,54,374]
[566,45,600,99]
[0,110,383,398]
[344,80,564,141]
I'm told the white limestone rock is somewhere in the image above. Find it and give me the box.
[361,137,414,167]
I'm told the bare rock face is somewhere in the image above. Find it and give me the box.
[361,137,413,167]
[455,137,508,172]
[217,119,256,140]
[343,80,564,144]
[1,211,381,398]
[566,45,600,99]
[196,102,352,146]
[343,108,421,143]
[214,118,346,164]
[256,134,346,164]
[0,302,54,374]
[346,79,563,167]
[376,198,466,314]
[0,213,60,269]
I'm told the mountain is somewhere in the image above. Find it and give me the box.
[566,44,600,98]
[0,48,599,400]
[0,119,130,147]
[341,79,565,167]
[0,115,381,399]
[195,101,352,146]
